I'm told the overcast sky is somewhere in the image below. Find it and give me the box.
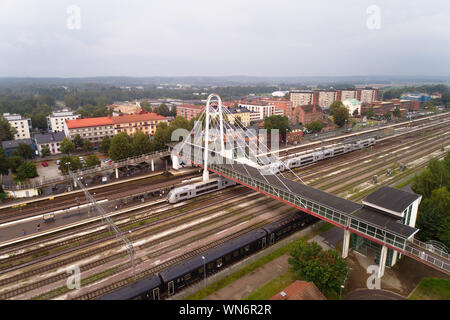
[0,0,449,77]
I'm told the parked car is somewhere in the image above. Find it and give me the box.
[103,158,111,163]
[56,160,61,165]
[42,162,48,167]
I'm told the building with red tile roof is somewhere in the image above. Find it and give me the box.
[270,281,326,300]
[63,113,168,145]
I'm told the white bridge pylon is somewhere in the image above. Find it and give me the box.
[173,93,306,187]
[203,94,225,182]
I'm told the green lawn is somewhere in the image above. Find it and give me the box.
[244,271,297,300]
[186,222,331,300]
[186,236,309,300]
[409,278,450,300]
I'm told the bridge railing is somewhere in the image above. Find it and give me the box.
[409,237,450,260]
[404,242,450,273]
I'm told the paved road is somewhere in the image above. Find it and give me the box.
[346,289,407,300]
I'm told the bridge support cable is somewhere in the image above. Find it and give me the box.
[221,106,307,186]
[67,168,136,280]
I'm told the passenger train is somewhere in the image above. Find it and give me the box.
[262,137,376,174]
[168,138,376,203]
[97,211,319,300]
[167,176,236,204]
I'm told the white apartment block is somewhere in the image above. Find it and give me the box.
[3,113,32,140]
[47,109,80,132]
[290,91,314,107]
[318,91,337,108]
[359,89,378,104]
[238,103,284,122]
[339,90,357,101]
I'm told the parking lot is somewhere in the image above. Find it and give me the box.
[31,155,168,197]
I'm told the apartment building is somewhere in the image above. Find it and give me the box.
[34,131,66,155]
[113,113,167,137]
[64,117,116,143]
[177,104,204,121]
[290,91,316,108]
[357,88,379,104]
[227,107,251,126]
[261,98,294,121]
[317,90,337,108]
[47,109,80,132]
[64,113,168,144]
[238,103,284,122]
[3,113,32,140]
[337,89,357,102]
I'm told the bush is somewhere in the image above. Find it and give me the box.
[16,162,38,181]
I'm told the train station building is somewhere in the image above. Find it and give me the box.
[347,187,422,276]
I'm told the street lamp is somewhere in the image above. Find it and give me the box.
[202,256,206,288]
[340,285,345,300]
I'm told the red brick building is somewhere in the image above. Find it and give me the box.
[292,104,324,125]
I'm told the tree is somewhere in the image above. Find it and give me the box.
[58,156,82,174]
[352,109,359,117]
[40,146,51,158]
[329,100,344,117]
[305,121,323,133]
[416,187,450,247]
[155,104,171,116]
[412,157,449,198]
[109,132,133,161]
[263,115,291,142]
[152,122,171,151]
[64,94,78,109]
[8,156,24,173]
[141,100,151,112]
[332,107,350,128]
[288,239,349,294]
[363,107,375,119]
[60,137,75,155]
[73,134,84,149]
[0,147,9,175]
[132,130,153,156]
[13,143,34,159]
[100,136,111,154]
[15,162,38,181]
[392,107,402,118]
[85,154,101,167]
[384,111,392,120]
[82,139,93,151]
[0,116,16,142]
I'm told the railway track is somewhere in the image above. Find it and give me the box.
[2,195,282,299]
[0,116,448,300]
[0,171,199,223]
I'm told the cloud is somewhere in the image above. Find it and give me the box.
[0,0,449,77]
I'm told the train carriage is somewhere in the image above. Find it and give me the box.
[97,274,162,300]
[263,212,318,246]
[159,229,267,297]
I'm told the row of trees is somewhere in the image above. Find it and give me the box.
[58,155,101,173]
[412,152,450,248]
[105,117,192,161]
